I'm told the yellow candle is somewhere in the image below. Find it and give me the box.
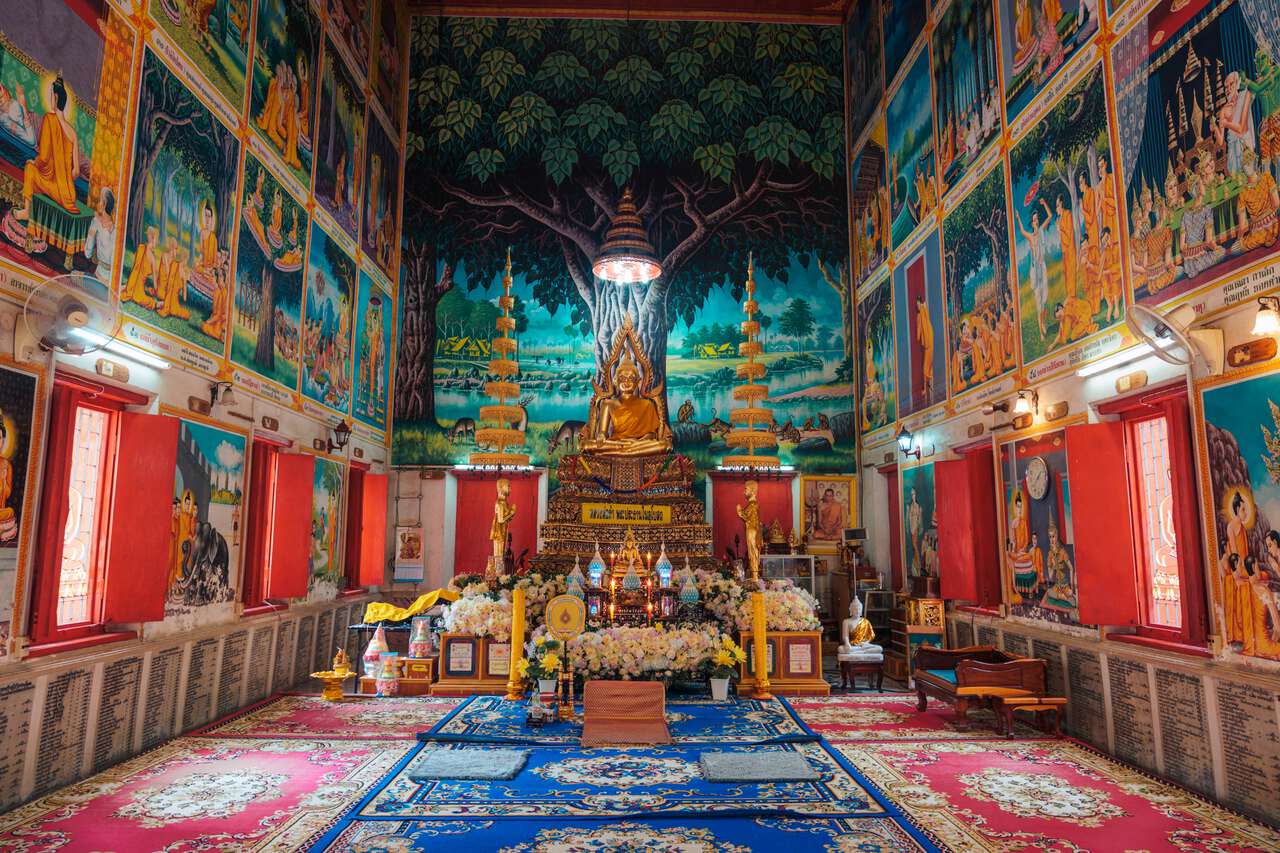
[750,589,772,700]
[505,586,527,700]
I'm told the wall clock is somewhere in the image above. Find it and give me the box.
[1025,456,1050,501]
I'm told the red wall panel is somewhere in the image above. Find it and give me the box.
[358,473,389,586]
[710,474,794,562]
[267,453,315,599]
[454,473,539,575]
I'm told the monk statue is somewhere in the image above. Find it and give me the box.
[837,596,882,661]
[737,479,763,584]
[488,478,516,579]
[580,316,672,456]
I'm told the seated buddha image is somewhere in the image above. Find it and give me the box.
[581,324,672,457]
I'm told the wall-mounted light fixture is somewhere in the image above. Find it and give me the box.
[981,400,1010,415]
[896,426,920,460]
[209,381,236,407]
[1012,389,1038,416]
[1252,295,1280,337]
[327,419,352,453]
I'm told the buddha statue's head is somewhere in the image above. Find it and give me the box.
[614,356,642,398]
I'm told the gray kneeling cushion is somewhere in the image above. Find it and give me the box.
[408,747,530,781]
[700,750,819,782]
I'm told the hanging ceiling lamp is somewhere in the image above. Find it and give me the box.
[592,187,663,284]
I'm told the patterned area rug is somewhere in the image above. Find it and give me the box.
[361,741,885,818]
[0,736,414,852]
[789,694,1040,741]
[838,739,1280,852]
[196,694,463,739]
[429,694,812,744]
[319,815,928,851]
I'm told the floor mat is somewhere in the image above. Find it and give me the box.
[359,740,885,819]
[0,736,414,852]
[317,814,931,851]
[838,738,1280,852]
[195,693,464,739]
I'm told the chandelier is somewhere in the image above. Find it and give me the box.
[592,187,663,284]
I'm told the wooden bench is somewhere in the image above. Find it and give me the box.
[913,645,1020,715]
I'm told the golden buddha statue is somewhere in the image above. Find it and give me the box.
[581,316,672,456]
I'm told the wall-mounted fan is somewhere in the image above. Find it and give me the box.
[18,273,120,359]
[1124,302,1223,376]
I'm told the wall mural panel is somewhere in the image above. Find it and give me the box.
[999,427,1082,626]
[850,119,889,291]
[999,0,1101,124]
[0,2,135,289]
[901,461,937,580]
[857,271,896,436]
[314,35,365,240]
[0,362,41,659]
[1008,62,1126,374]
[249,0,322,194]
[931,0,1002,199]
[888,49,938,250]
[147,0,249,113]
[848,0,885,143]
[883,0,927,88]
[164,416,245,623]
[942,160,1018,404]
[1199,369,1280,662]
[309,455,344,595]
[302,220,355,414]
[353,267,392,431]
[394,16,851,481]
[1112,0,1280,310]
[893,229,948,418]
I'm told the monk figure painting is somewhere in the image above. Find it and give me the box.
[250,0,321,190]
[802,475,855,551]
[0,3,135,283]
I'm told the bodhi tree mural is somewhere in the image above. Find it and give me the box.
[396,16,848,464]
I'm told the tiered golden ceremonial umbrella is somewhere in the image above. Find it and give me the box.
[723,254,779,468]
[472,249,530,466]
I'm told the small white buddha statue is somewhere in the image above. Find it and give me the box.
[837,595,883,662]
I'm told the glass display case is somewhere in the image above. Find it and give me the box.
[761,554,824,615]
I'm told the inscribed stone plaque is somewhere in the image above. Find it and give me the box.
[313,609,334,674]
[977,625,997,647]
[955,620,973,648]
[1032,638,1065,698]
[35,668,91,794]
[182,638,218,731]
[1216,679,1280,825]
[142,647,182,750]
[1155,668,1213,795]
[1065,648,1107,746]
[93,656,142,772]
[1107,656,1155,770]
[1002,632,1029,657]
[273,620,297,693]
[244,626,273,703]
[216,630,248,717]
[294,615,316,688]
[0,680,35,810]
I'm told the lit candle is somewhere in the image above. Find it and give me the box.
[609,603,615,621]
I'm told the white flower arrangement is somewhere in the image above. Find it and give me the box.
[732,579,821,632]
[545,624,727,680]
[442,594,513,640]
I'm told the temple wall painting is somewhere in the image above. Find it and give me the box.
[857,271,896,440]
[892,228,948,418]
[1197,367,1280,661]
[393,16,852,480]
[998,425,1083,627]
[0,0,409,659]
[901,460,937,579]
[887,48,937,250]
[931,0,1002,200]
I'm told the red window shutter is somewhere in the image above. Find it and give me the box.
[1067,422,1140,626]
[358,473,388,586]
[936,460,974,601]
[101,413,180,624]
[969,448,1001,608]
[267,453,315,599]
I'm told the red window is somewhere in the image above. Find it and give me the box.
[240,438,314,611]
[1094,383,1208,646]
[29,374,177,647]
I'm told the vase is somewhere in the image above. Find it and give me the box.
[538,678,558,695]
[363,625,389,678]
[710,676,731,701]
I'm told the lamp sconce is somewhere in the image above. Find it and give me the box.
[981,400,1010,415]
[326,419,352,454]
[209,381,236,407]
[896,426,920,460]
[1012,389,1039,416]
[1252,295,1280,337]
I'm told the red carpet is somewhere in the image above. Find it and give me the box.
[838,738,1280,852]
[789,693,1039,740]
[195,693,462,739]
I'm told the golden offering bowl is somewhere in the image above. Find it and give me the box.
[311,669,355,702]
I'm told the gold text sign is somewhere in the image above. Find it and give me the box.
[580,503,672,525]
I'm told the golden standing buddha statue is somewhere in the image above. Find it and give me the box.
[580,316,672,457]
[488,478,516,578]
[737,480,763,583]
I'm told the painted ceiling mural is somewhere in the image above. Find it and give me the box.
[394,16,852,479]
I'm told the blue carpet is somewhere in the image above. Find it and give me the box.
[310,698,940,852]
[319,814,931,851]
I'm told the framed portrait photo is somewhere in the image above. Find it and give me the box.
[800,475,856,553]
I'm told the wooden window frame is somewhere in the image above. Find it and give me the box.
[343,462,368,594]
[29,374,148,646]
[240,435,290,614]
[1098,383,1208,647]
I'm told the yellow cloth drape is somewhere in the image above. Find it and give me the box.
[362,589,459,624]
